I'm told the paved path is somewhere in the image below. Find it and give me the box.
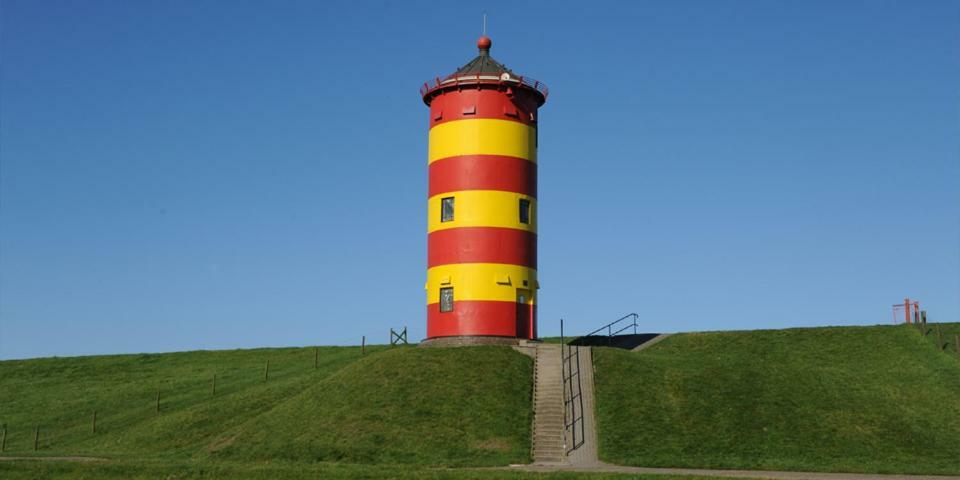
[631,333,673,352]
[511,463,960,480]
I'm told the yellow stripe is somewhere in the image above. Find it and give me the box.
[428,119,537,164]
[426,263,538,304]
[428,190,536,233]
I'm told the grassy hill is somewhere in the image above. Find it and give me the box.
[211,347,533,466]
[593,324,960,475]
[6,323,960,478]
[0,345,532,467]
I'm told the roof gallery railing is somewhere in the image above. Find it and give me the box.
[419,73,549,100]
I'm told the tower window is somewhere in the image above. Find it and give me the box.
[441,197,454,222]
[519,198,531,224]
[439,287,454,312]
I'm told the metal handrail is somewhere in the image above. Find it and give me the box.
[560,319,585,453]
[580,313,639,346]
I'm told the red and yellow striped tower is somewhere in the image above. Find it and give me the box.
[420,36,548,341]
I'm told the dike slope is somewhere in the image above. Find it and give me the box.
[593,324,960,475]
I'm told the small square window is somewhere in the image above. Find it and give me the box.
[439,287,454,312]
[519,198,531,224]
[441,197,454,222]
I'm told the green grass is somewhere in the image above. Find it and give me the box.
[0,345,532,467]
[918,322,960,357]
[212,346,533,466]
[0,458,738,480]
[0,346,374,457]
[593,324,960,475]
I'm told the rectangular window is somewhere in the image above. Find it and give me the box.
[519,198,531,224]
[441,197,454,222]
[439,287,454,312]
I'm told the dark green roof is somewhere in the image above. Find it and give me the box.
[453,49,515,77]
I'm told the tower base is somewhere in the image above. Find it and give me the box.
[418,336,538,348]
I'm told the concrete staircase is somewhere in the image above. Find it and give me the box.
[532,344,567,464]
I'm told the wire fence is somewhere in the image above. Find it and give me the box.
[0,333,413,453]
[913,320,960,359]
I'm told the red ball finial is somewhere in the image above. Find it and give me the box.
[477,36,492,51]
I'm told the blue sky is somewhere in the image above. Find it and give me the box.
[1,0,957,359]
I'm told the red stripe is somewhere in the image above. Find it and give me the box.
[429,155,536,197]
[427,300,536,339]
[428,88,540,128]
[428,227,536,268]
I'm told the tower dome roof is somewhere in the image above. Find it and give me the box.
[453,36,514,77]
[420,36,548,106]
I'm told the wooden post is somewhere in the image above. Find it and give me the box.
[314,348,319,370]
[92,410,97,433]
[212,374,217,396]
[362,336,366,355]
[264,360,270,382]
[156,389,161,414]
[955,334,959,358]
[34,425,39,451]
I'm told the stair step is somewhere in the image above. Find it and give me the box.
[534,437,564,445]
[535,417,563,422]
[534,448,565,454]
[534,442,564,448]
[534,453,566,459]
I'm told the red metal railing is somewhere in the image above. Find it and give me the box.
[419,72,549,100]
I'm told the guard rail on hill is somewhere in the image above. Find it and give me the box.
[580,313,640,346]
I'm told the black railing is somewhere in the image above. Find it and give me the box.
[578,313,640,346]
[560,318,585,453]
[389,327,408,346]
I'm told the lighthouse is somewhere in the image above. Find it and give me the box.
[421,36,548,342]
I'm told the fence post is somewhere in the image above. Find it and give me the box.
[314,348,319,369]
[955,334,959,359]
[212,374,217,396]
[34,425,39,451]
[156,389,161,413]
[362,336,366,355]
[1,424,6,452]
[92,410,97,433]
[264,360,270,382]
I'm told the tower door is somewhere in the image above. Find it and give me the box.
[516,289,532,339]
